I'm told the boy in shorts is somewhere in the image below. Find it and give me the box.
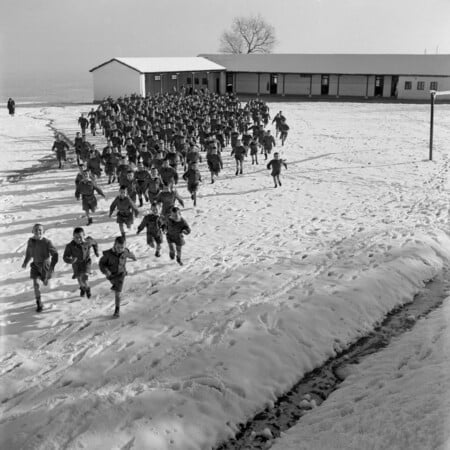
[166,207,190,266]
[99,236,137,318]
[75,169,106,225]
[109,186,140,237]
[63,227,99,298]
[136,203,165,257]
[21,224,59,312]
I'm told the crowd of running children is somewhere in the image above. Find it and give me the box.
[23,90,290,317]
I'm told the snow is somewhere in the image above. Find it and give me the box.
[1,101,450,450]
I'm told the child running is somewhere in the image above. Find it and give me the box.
[230,138,247,176]
[267,152,288,187]
[21,224,59,312]
[206,146,223,183]
[63,227,99,298]
[136,202,165,257]
[75,169,106,225]
[182,161,202,206]
[99,236,137,318]
[166,207,191,265]
[109,186,140,237]
[52,134,69,169]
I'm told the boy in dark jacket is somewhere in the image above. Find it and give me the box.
[134,162,151,206]
[262,130,276,160]
[99,236,137,318]
[137,203,164,257]
[147,167,163,205]
[230,138,247,175]
[159,159,178,189]
[75,169,106,225]
[155,184,185,226]
[22,224,59,312]
[109,186,139,237]
[63,227,99,298]
[166,207,190,265]
[182,161,202,206]
[52,135,69,169]
[267,152,288,187]
[206,146,223,183]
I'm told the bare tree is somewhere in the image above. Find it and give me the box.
[219,14,277,54]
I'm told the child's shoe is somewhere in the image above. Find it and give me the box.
[80,287,86,297]
[113,306,120,318]
[36,298,43,312]
[176,256,183,266]
[85,287,91,299]
[169,252,175,260]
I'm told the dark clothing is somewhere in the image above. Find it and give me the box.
[166,217,191,246]
[182,167,202,192]
[23,237,58,281]
[109,196,139,225]
[63,237,99,278]
[137,213,164,245]
[7,98,15,116]
[267,159,287,176]
[75,179,104,212]
[231,145,247,161]
[206,153,223,174]
[99,248,136,292]
[155,190,184,217]
[159,166,178,186]
[262,135,276,151]
[52,140,69,159]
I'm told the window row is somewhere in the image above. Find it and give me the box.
[404,81,438,91]
[153,75,209,85]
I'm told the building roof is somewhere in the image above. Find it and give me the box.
[199,54,450,76]
[90,57,225,73]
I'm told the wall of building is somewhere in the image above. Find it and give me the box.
[397,76,450,100]
[283,75,311,95]
[235,73,258,93]
[92,61,142,101]
[337,75,367,97]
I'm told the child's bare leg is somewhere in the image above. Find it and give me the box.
[273,175,278,187]
[176,245,183,265]
[113,291,121,317]
[33,279,43,311]
[168,241,176,259]
[277,175,282,186]
[119,223,125,236]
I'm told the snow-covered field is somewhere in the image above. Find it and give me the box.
[1,101,450,450]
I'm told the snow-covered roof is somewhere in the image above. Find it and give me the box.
[90,57,225,74]
[199,53,450,76]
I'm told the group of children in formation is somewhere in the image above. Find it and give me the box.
[25,90,290,317]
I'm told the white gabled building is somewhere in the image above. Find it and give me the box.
[89,57,226,102]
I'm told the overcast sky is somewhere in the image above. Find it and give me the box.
[1,0,449,96]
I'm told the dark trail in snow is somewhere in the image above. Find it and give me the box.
[216,271,450,450]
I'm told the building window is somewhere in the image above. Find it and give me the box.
[154,75,161,81]
[171,74,177,80]
[194,77,199,85]
[202,77,208,85]
[187,77,192,84]
[404,81,412,90]
[417,81,425,90]
[430,81,438,90]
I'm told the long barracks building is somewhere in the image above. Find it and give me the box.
[90,54,450,102]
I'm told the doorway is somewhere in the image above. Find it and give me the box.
[374,76,384,96]
[390,76,399,97]
[270,74,278,94]
[321,75,329,95]
[226,73,234,93]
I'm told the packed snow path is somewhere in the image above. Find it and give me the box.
[1,102,450,449]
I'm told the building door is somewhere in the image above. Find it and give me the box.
[321,75,329,95]
[390,76,399,97]
[226,73,234,93]
[374,76,384,96]
[270,74,278,94]
[216,78,220,94]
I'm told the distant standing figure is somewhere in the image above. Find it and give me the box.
[7,98,15,116]
[52,134,69,169]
